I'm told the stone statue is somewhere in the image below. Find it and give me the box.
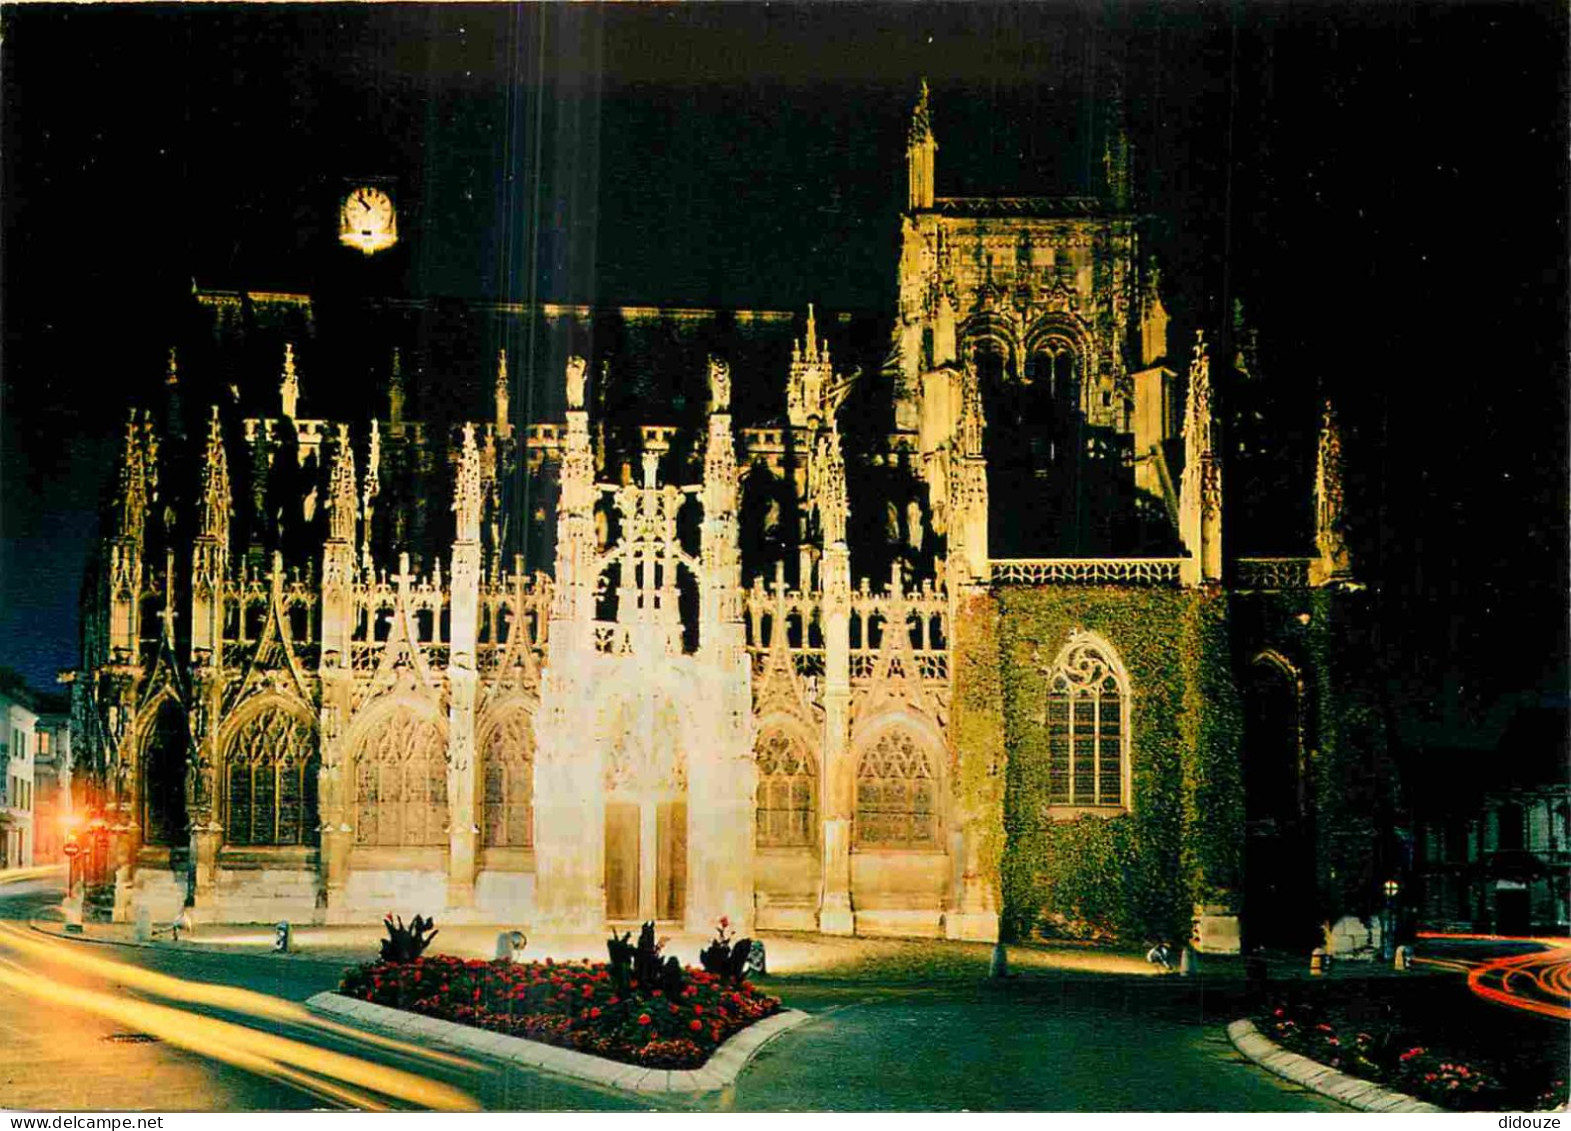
[708,355,732,413]
[565,355,588,411]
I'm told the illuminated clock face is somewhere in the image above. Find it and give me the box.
[339,186,398,255]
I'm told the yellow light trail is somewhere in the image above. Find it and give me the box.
[0,926,480,1110]
[0,922,480,1069]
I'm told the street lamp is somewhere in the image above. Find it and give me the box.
[1382,878,1401,961]
[61,833,82,933]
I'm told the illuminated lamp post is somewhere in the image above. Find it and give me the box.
[1382,878,1401,961]
[62,832,82,932]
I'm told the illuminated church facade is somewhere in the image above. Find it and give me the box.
[74,86,1383,949]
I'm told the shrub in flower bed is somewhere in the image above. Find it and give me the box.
[337,928,781,1069]
[1257,1000,1569,1111]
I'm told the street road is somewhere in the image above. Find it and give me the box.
[0,872,1340,1112]
[0,874,646,1112]
[1415,933,1571,1021]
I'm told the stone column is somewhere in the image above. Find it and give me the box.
[319,431,359,922]
[817,543,854,935]
[533,383,607,933]
[447,425,483,913]
[534,651,605,933]
[686,378,756,934]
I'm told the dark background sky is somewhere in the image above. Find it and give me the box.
[1,2,1566,744]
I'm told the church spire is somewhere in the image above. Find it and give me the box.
[494,348,510,434]
[327,423,357,544]
[1102,77,1131,210]
[907,79,937,212]
[789,304,833,428]
[453,422,481,544]
[388,347,404,425]
[1179,331,1223,585]
[197,406,230,546]
[1312,399,1354,584]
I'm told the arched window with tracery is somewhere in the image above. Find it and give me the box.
[755,729,817,848]
[854,728,939,848]
[481,708,534,848]
[1045,633,1130,810]
[224,707,319,846]
[354,706,447,846]
[141,699,189,847]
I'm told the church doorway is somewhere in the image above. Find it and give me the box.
[600,690,690,926]
[604,798,687,923]
[1242,653,1317,952]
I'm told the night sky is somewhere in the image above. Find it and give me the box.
[1,3,1566,745]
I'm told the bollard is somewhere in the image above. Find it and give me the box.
[133,905,152,943]
[1179,946,1198,977]
[989,941,1010,980]
[495,930,527,962]
[1310,947,1329,976]
[274,921,292,954]
[1393,944,1412,972]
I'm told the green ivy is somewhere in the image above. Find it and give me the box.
[956,583,1386,944]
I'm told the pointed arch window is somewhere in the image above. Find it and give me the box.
[1045,633,1131,810]
[224,708,319,846]
[855,728,939,848]
[481,709,534,849]
[755,729,817,848]
[354,706,447,847]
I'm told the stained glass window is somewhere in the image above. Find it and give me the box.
[354,706,447,846]
[482,709,534,848]
[755,730,816,848]
[224,708,319,846]
[854,729,938,848]
[1045,634,1130,809]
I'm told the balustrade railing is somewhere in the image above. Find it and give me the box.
[988,558,1183,586]
[1234,557,1314,591]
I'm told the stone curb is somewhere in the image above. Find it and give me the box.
[28,918,352,962]
[1227,1018,1446,1113]
[307,990,811,1095]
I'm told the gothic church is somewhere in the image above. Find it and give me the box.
[74,85,1382,951]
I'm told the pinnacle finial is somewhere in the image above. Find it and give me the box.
[166,347,179,386]
[910,78,934,144]
[280,342,300,419]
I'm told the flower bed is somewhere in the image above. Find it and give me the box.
[338,954,781,1069]
[1257,999,1567,1112]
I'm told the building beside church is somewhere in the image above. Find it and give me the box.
[71,85,1387,950]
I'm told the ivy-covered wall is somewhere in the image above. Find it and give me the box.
[965,582,1392,946]
[985,585,1244,943]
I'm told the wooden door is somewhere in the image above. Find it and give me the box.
[655,800,687,922]
[605,801,640,921]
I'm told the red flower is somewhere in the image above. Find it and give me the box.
[582,985,594,998]
[589,1007,601,1019]
[638,1013,652,1026]
[690,1019,703,1032]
